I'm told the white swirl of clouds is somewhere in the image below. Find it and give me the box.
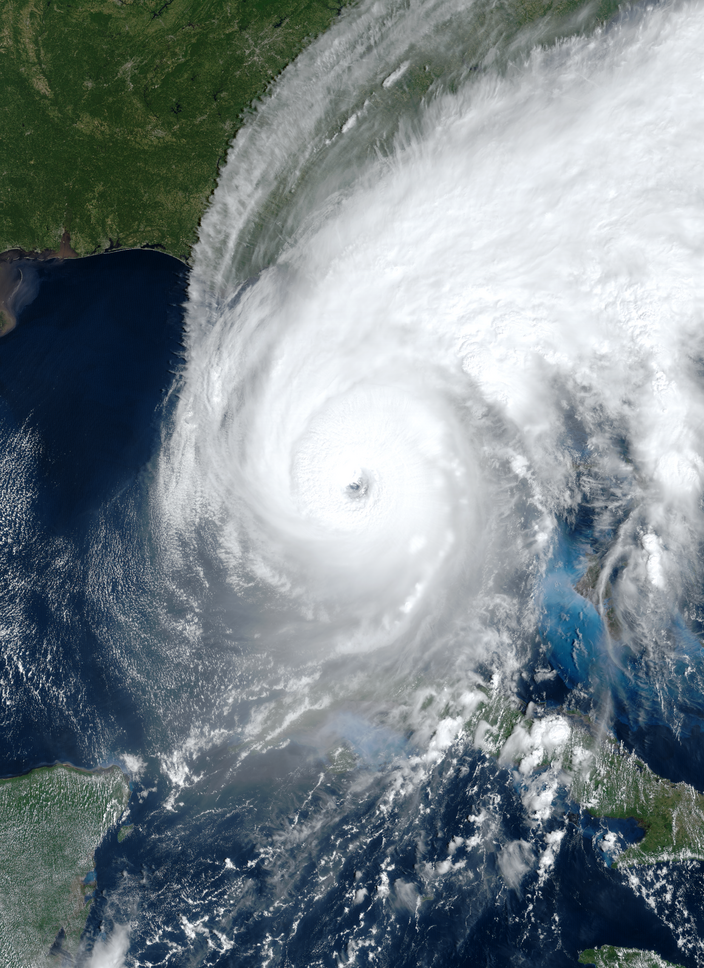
[159,0,704,676]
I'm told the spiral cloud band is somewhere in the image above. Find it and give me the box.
[159,0,704,691]
[112,1,704,958]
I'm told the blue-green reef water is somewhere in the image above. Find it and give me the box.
[3,0,704,964]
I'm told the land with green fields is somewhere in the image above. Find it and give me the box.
[1,0,622,266]
[578,946,684,967]
[0,764,130,966]
[571,731,704,867]
[0,0,348,262]
[450,683,704,868]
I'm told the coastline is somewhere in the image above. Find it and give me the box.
[0,228,79,266]
[0,231,188,337]
[0,760,129,784]
[0,762,131,963]
[0,230,78,337]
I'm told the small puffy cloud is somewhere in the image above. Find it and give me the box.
[498,840,534,890]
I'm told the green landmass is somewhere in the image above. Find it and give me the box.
[1,0,624,262]
[460,683,704,867]
[572,735,704,867]
[117,822,134,842]
[575,556,623,638]
[0,0,347,261]
[463,685,528,759]
[578,945,684,967]
[0,763,129,967]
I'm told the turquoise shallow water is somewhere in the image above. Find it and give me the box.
[6,0,704,961]
[1,248,703,967]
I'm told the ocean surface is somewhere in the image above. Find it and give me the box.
[0,250,186,777]
[4,0,704,964]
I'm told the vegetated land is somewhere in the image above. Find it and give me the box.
[454,681,704,867]
[0,764,129,966]
[578,946,684,967]
[1,0,624,263]
[117,822,135,842]
[571,734,704,867]
[0,0,348,261]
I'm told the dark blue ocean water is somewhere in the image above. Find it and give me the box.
[0,250,185,775]
[2,252,703,967]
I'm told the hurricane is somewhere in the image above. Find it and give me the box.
[4,0,704,962]
[140,0,704,959]
[160,0,704,707]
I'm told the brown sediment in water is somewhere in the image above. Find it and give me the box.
[0,228,79,265]
[0,265,24,337]
[0,229,78,336]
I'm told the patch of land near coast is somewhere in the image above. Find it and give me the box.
[0,763,130,966]
[0,0,349,262]
[0,231,77,335]
[578,945,685,967]
[1,0,623,264]
[461,684,704,868]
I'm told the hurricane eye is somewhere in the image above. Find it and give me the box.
[345,474,368,498]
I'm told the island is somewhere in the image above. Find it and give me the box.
[578,946,684,967]
[458,685,704,868]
